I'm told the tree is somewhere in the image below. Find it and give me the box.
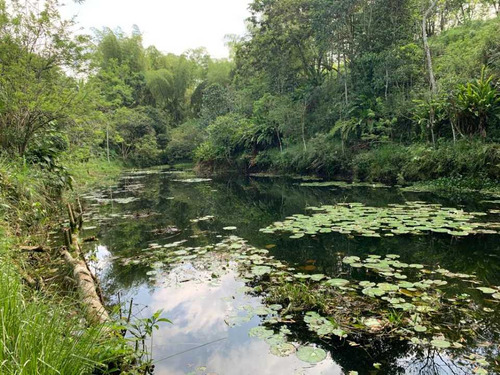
[0,0,89,156]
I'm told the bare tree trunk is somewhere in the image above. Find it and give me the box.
[343,53,349,106]
[301,100,307,152]
[423,0,439,147]
[385,67,389,100]
[450,118,457,144]
[276,128,283,153]
[106,124,110,163]
[423,0,438,96]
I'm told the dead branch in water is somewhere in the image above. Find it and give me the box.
[60,202,110,325]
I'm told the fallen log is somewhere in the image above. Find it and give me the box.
[60,246,110,325]
[61,202,110,326]
[19,245,46,252]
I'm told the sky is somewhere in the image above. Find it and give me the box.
[59,0,252,59]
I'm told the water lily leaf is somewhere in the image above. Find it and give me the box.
[363,317,382,329]
[431,339,451,349]
[296,346,327,364]
[343,256,361,264]
[414,325,427,332]
[254,306,272,316]
[252,265,272,276]
[416,305,435,313]
[409,264,424,269]
[362,287,386,297]
[476,287,496,294]
[294,273,311,279]
[324,278,349,287]
[270,342,296,357]
[359,281,376,288]
[378,283,399,292]
[248,326,274,339]
[310,274,326,281]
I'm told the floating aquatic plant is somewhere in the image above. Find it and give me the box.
[172,178,212,183]
[299,181,389,188]
[261,202,498,237]
[296,346,327,363]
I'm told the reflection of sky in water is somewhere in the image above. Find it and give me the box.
[115,260,342,375]
[85,171,500,374]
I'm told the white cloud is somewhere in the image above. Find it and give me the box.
[59,0,251,58]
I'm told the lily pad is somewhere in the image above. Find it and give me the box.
[270,343,296,357]
[324,278,349,287]
[476,287,496,294]
[310,274,326,281]
[414,325,427,332]
[248,326,274,339]
[431,339,451,349]
[251,266,272,276]
[296,346,327,364]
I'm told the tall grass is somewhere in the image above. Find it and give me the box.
[0,156,54,230]
[64,157,124,197]
[0,156,128,374]
[0,226,111,374]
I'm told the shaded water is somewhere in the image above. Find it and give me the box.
[81,169,500,375]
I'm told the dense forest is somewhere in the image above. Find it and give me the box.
[0,0,499,373]
[2,0,499,184]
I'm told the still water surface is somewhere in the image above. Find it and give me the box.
[81,169,500,375]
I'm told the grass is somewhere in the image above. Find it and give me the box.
[248,139,500,186]
[65,157,124,196]
[266,281,329,313]
[0,157,129,374]
[0,225,119,374]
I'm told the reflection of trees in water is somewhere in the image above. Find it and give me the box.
[83,173,500,373]
[91,171,499,296]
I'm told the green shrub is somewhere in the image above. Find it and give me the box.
[253,134,350,177]
[129,133,161,167]
[353,144,410,183]
[403,140,500,181]
[195,113,250,163]
[166,120,206,161]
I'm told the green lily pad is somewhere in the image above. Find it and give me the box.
[294,273,311,279]
[310,274,326,281]
[324,278,349,287]
[343,256,361,264]
[362,287,386,297]
[251,266,272,276]
[414,325,427,332]
[248,326,274,339]
[430,339,451,349]
[270,342,296,357]
[296,346,327,364]
[477,287,496,294]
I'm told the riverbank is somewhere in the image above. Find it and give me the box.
[195,140,500,196]
[0,157,134,374]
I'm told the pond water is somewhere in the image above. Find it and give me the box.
[81,168,500,375]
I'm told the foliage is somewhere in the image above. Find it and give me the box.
[0,0,89,156]
[0,239,113,374]
[454,68,500,137]
[166,120,206,161]
[194,114,250,164]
